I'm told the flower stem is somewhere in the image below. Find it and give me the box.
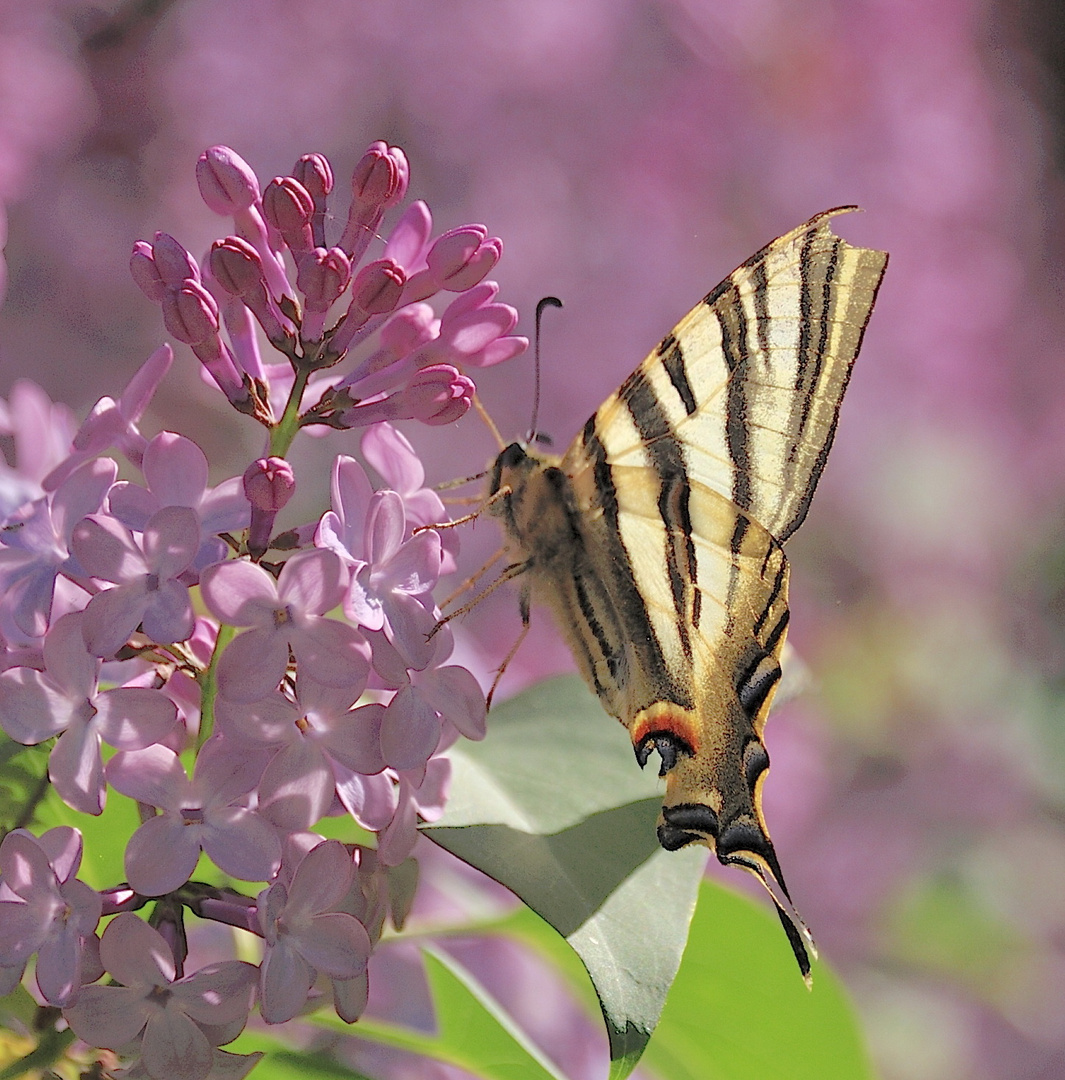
[270,367,311,457]
[197,623,235,750]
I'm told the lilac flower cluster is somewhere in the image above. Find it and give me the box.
[0,141,525,1080]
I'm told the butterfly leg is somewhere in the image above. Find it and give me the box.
[429,558,530,639]
[486,580,532,710]
[415,484,513,535]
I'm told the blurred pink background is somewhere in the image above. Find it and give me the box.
[3,1,1065,1077]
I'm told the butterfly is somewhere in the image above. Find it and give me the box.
[483,208,888,979]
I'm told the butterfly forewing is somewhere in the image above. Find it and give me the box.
[489,208,887,978]
[567,207,888,542]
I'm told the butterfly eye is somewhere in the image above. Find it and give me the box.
[634,731,693,777]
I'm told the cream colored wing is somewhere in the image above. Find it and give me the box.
[561,208,888,543]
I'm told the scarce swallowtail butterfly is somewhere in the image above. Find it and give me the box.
[484,208,887,979]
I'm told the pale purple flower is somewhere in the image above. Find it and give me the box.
[257,839,372,1024]
[0,456,116,642]
[377,758,452,867]
[316,455,441,668]
[107,740,280,895]
[361,421,456,572]
[0,380,76,517]
[42,345,173,491]
[201,548,370,702]
[72,505,199,658]
[0,612,177,814]
[63,913,257,1080]
[107,431,251,573]
[215,674,384,831]
[375,663,487,775]
[0,827,101,1005]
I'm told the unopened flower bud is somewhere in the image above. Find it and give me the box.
[350,141,409,208]
[162,281,219,345]
[210,236,266,297]
[244,457,295,511]
[130,241,166,300]
[339,142,410,261]
[262,176,315,256]
[293,153,333,200]
[294,153,334,248]
[197,145,261,215]
[326,258,406,358]
[244,457,296,558]
[151,232,201,287]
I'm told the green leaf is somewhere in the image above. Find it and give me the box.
[642,881,877,1080]
[310,947,568,1080]
[0,738,50,834]
[424,676,706,1073]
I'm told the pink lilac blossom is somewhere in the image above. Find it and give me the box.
[256,839,372,1023]
[63,913,258,1080]
[0,828,101,1006]
[107,431,251,572]
[0,136,520,1074]
[200,548,371,702]
[107,740,281,895]
[0,611,176,813]
[72,505,200,658]
[0,456,116,642]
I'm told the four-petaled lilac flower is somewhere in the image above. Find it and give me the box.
[0,827,101,1005]
[107,431,251,573]
[0,612,177,813]
[317,455,441,670]
[42,344,173,491]
[201,548,370,702]
[257,840,372,1024]
[0,456,116,643]
[63,913,257,1080]
[215,674,384,831]
[72,504,200,658]
[107,740,281,895]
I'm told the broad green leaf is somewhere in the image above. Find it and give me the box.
[642,881,877,1080]
[311,947,567,1080]
[0,739,50,834]
[424,676,706,1073]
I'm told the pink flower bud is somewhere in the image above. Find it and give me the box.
[351,258,405,316]
[297,247,351,312]
[244,457,295,511]
[351,141,409,208]
[262,176,315,255]
[405,364,475,425]
[130,241,166,300]
[197,145,261,215]
[380,303,438,359]
[210,236,266,297]
[161,281,219,345]
[293,153,333,200]
[151,232,200,287]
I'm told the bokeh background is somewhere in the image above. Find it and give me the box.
[2,1,1065,1077]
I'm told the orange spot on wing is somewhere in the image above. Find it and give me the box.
[630,702,700,754]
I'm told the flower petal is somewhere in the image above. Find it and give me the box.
[124,814,202,896]
[63,984,150,1047]
[95,687,177,749]
[142,1005,213,1080]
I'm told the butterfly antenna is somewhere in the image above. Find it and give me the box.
[526,296,563,445]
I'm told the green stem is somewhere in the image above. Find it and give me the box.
[0,1024,75,1080]
[269,367,311,458]
[197,623,235,750]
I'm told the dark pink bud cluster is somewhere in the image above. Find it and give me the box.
[130,140,527,439]
[131,234,248,406]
